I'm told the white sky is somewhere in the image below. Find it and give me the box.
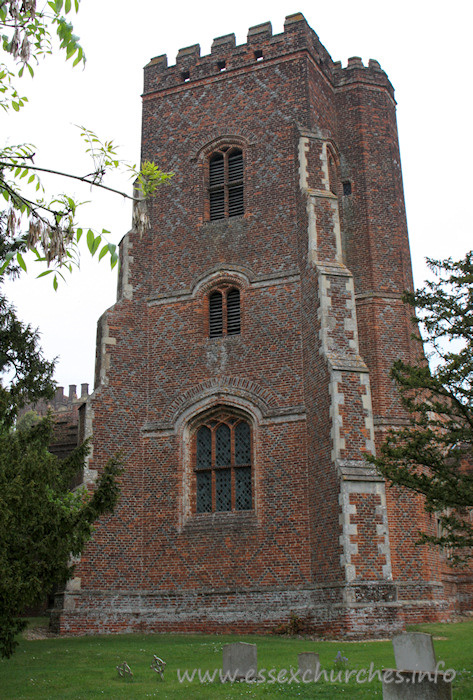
[3,0,472,391]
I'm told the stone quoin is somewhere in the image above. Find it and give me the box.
[50,13,472,636]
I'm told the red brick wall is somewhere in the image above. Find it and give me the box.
[53,13,454,637]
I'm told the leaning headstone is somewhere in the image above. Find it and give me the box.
[222,642,257,681]
[298,652,320,682]
[392,632,436,672]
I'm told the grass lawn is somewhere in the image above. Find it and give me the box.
[0,619,472,698]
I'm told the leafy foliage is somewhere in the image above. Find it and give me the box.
[0,292,55,429]
[0,266,123,658]
[0,280,123,659]
[0,0,172,284]
[0,418,123,658]
[370,252,473,563]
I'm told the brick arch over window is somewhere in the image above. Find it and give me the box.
[192,407,253,514]
[208,147,244,220]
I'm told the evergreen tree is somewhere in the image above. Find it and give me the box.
[0,419,122,658]
[0,218,123,659]
[371,252,473,563]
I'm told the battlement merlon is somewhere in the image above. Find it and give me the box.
[16,383,89,423]
[143,13,394,99]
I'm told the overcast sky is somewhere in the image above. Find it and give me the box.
[3,0,472,391]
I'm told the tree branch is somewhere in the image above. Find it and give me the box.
[0,161,136,201]
[1,178,65,226]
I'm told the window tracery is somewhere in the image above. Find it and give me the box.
[194,412,252,513]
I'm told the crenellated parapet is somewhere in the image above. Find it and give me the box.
[332,56,394,98]
[143,12,392,97]
[17,382,89,419]
[17,383,90,461]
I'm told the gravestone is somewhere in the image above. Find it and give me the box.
[392,632,436,672]
[298,652,320,681]
[222,642,257,681]
[382,633,453,699]
[382,671,452,700]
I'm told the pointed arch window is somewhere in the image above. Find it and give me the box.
[327,148,338,195]
[194,413,252,513]
[208,286,240,338]
[208,147,244,220]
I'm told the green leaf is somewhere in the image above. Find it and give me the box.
[110,251,119,269]
[53,275,58,291]
[36,270,54,278]
[16,253,27,272]
[76,228,83,242]
[0,250,16,274]
[72,47,84,67]
[91,235,101,256]
[86,229,94,254]
[65,0,71,13]
[98,244,109,261]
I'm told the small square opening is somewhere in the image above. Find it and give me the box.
[181,70,190,82]
[343,181,352,196]
[217,61,226,72]
[254,50,263,62]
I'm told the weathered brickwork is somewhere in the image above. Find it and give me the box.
[51,12,471,637]
[18,384,89,460]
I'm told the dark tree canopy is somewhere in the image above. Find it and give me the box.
[0,420,122,658]
[0,1,134,660]
[371,252,473,563]
[0,290,123,660]
[0,292,55,428]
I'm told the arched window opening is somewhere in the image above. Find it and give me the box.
[195,413,252,514]
[226,288,240,335]
[208,148,244,220]
[327,149,338,195]
[208,286,240,338]
[209,291,223,338]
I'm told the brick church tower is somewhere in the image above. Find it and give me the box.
[52,13,451,636]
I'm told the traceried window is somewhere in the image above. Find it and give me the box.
[195,413,252,514]
[209,287,240,338]
[208,147,244,220]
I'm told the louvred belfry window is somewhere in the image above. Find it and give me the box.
[209,287,240,338]
[195,414,252,514]
[209,147,244,220]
